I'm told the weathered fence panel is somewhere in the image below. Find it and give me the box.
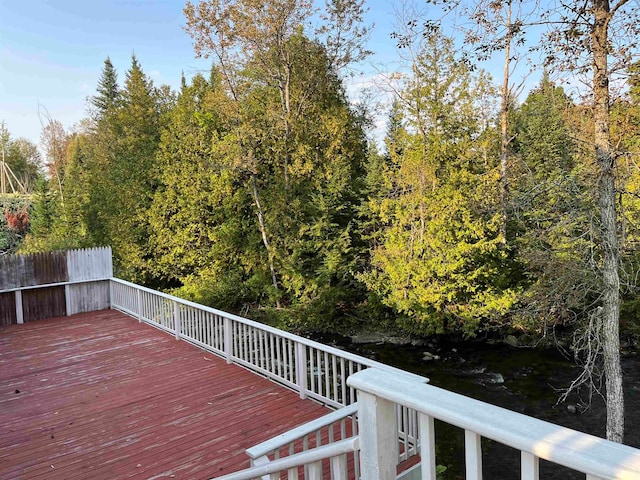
[22,286,66,322]
[0,255,22,290]
[68,281,110,315]
[0,251,68,290]
[67,247,112,282]
[0,292,17,326]
[32,251,68,285]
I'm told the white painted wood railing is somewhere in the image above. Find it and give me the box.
[211,437,360,480]
[109,278,425,402]
[348,368,640,480]
[246,403,359,480]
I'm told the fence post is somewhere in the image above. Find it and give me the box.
[174,301,180,340]
[295,343,308,399]
[224,317,232,364]
[137,289,142,322]
[357,391,397,480]
[64,284,72,316]
[15,290,23,324]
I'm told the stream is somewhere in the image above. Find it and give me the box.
[314,333,640,479]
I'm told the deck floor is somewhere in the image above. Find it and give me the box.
[0,310,331,479]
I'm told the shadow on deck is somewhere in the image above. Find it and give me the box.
[0,310,330,479]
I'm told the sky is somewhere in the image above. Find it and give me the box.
[0,0,537,150]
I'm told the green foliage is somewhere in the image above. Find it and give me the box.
[510,75,597,331]
[362,30,517,336]
[91,57,120,117]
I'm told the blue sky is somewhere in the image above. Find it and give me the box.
[1,0,213,143]
[0,1,533,149]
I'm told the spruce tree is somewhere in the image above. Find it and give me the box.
[91,57,119,117]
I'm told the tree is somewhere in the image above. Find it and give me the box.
[39,114,69,204]
[148,72,254,306]
[91,57,120,118]
[364,29,516,336]
[104,55,163,281]
[541,0,640,443]
[183,0,370,318]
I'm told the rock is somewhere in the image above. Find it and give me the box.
[451,348,458,353]
[422,351,441,361]
[567,404,578,414]
[504,335,519,347]
[350,332,386,344]
[386,336,411,345]
[488,373,504,384]
[411,338,428,347]
[422,355,434,362]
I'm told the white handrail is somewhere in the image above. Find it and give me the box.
[246,403,359,460]
[209,437,360,480]
[348,368,640,480]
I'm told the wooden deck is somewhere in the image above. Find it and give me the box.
[0,310,331,479]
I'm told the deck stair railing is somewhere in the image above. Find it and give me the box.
[245,403,360,480]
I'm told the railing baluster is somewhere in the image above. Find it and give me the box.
[296,343,307,399]
[419,413,436,480]
[324,351,330,400]
[275,336,282,378]
[174,301,180,339]
[307,460,322,480]
[224,317,232,363]
[340,357,346,404]
[317,349,323,397]
[521,451,539,480]
[465,430,482,480]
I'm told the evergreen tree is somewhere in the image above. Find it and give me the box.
[91,57,120,117]
[511,76,594,330]
[363,30,515,336]
[148,72,254,305]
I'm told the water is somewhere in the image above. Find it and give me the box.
[316,334,640,479]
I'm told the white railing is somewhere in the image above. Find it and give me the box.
[109,278,425,475]
[212,437,360,480]
[246,403,359,480]
[109,278,426,406]
[348,368,640,480]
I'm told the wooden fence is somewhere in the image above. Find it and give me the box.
[0,247,112,326]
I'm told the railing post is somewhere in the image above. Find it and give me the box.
[295,343,307,399]
[174,301,180,340]
[137,289,142,322]
[224,317,232,364]
[64,284,72,316]
[357,390,397,480]
[108,279,113,309]
[15,290,23,324]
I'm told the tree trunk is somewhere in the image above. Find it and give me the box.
[499,1,513,246]
[251,174,281,308]
[592,0,624,443]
